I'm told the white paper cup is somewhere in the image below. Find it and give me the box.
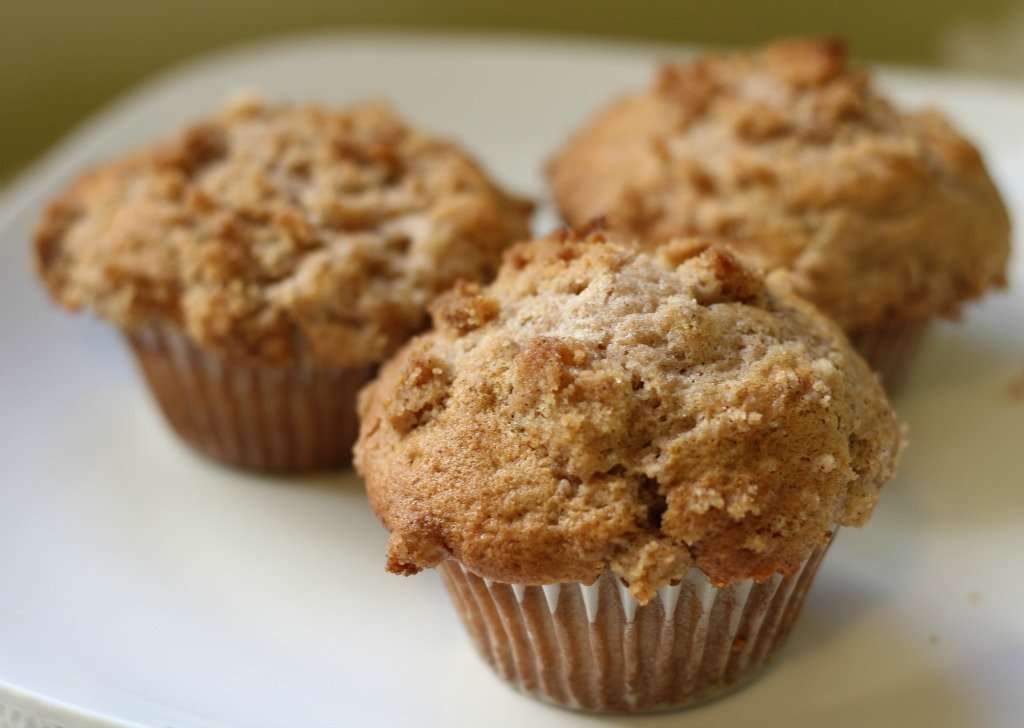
[849,320,930,391]
[127,323,372,472]
[439,536,834,713]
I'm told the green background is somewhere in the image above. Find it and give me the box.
[4,0,1023,179]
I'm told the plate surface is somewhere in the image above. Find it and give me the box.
[1,32,1022,728]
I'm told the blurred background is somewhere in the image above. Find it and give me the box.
[4,0,1024,181]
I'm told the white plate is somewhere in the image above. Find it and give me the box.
[1,32,1022,728]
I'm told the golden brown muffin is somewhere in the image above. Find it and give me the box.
[355,230,904,601]
[547,38,1011,384]
[34,96,532,472]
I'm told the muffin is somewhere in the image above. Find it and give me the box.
[34,96,532,472]
[548,38,1011,387]
[355,230,904,712]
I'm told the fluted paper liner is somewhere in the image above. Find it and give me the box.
[440,538,832,712]
[849,321,929,391]
[127,323,371,473]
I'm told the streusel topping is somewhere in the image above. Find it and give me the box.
[356,231,904,601]
[36,97,532,366]
[548,38,1010,333]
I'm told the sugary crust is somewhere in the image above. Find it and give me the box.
[547,38,1011,332]
[355,231,905,602]
[35,97,532,366]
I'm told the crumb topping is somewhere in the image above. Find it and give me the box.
[548,38,1011,332]
[35,97,532,366]
[355,231,905,601]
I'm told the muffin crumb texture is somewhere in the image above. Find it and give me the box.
[356,232,904,602]
[35,97,532,366]
[548,37,1011,332]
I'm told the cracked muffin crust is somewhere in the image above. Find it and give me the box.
[547,38,1011,337]
[355,231,904,602]
[35,96,533,367]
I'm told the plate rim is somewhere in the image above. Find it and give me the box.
[4,27,1023,232]
[0,678,140,728]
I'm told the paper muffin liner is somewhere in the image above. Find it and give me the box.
[848,320,930,391]
[439,537,833,713]
[126,323,372,473]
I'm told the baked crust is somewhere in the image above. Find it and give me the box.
[355,230,904,602]
[547,38,1011,332]
[35,96,532,366]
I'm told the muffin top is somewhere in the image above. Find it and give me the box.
[35,96,532,367]
[548,38,1011,334]
[355,230,904,602]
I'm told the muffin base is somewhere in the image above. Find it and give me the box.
[127,324,372,473]
[439,538,832,713]
[848,321,930,391]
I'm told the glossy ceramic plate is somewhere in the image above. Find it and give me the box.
[1,32,1022,728]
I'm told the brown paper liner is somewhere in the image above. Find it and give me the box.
[439,538,832,713]
[126,324,372,473]
[848,320,930,392]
